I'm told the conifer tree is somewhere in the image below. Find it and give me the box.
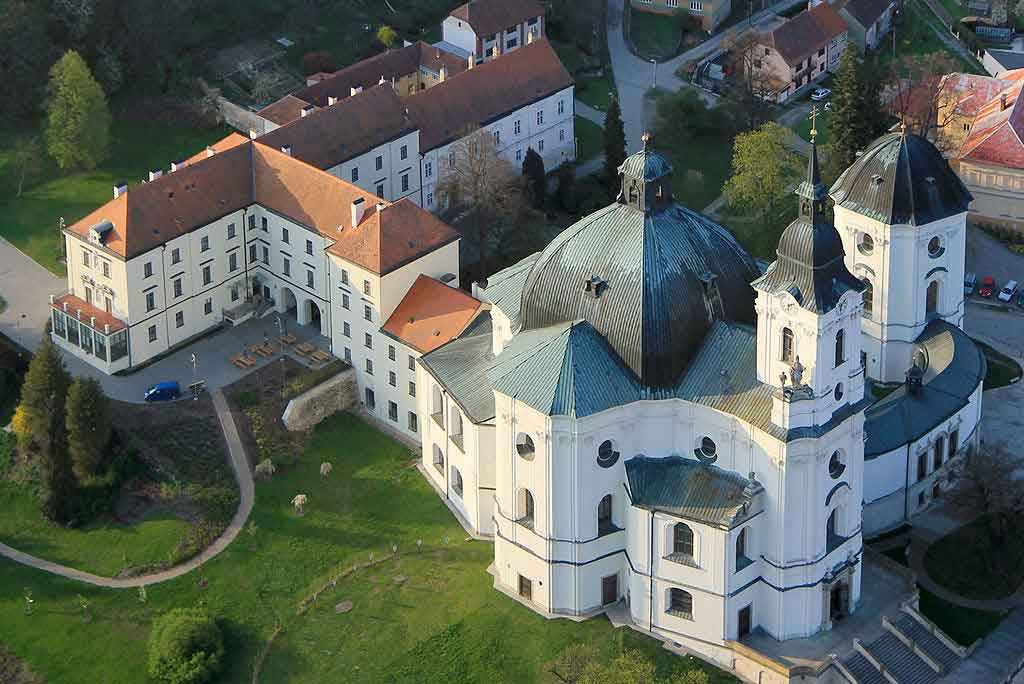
[603,95,627,196]
[45,50,111,171]
[522,147,547,210]
[66,377,111,481]
[829,49,866,175]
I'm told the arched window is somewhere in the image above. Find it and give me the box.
[516,432,535,460]
[673,523,694,557]
[926,281,939,317]
[862,279,874,318]
[597,440,619,468]
[431,385,443,418]
[834,329,845,367]
[933,436,945,470]
[519,488,535,529]
[781,327,794,363]
[598,494,614,535]
[450,410,463,445]
[857,233,874,255]
[736,528,751,571]
[829,450,846,479]
[450,466,463,497]
[432,444,444,473]
[826,508,841,552]
[668,588,693,619]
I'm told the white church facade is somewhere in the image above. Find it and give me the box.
[414,130,984,673]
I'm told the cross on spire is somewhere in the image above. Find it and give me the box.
[641,131,652,150]
[809,106,819,143]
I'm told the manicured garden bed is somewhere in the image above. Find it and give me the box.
[918,587,1008,646]
[924,514,1024,600]
[575,116,604,162]
[977,340,1022,389]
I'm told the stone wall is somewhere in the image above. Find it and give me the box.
[281,367,357,432]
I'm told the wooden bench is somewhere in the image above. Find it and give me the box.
[295,342,316,356]
[252,344,275,358]
[310,350,332,363]
[230,355,248,369]
[280,334,297,346]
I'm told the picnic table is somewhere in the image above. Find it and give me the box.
[230,354,257,369]
[295,342,316,356]
[280,334,297,345]
[251,342,277,358]
[310,349,332,363]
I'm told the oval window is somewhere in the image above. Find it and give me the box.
[834,383,844,401]
[858,233,874,255]
[696,437,717,463]
[597,440,619,468]
[927,236,942,257]
[516,433,535,460]
[829,450,846,479]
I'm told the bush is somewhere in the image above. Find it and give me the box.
[235,389,259,410]
[173,520,226,564]
[283,359,348,399]
[148,609,225,684]
[301,51,336,76]
[0,431,13,477]
[245,408,297,467]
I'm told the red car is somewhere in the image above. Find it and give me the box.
[979,276,997,298]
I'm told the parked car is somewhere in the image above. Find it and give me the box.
[964,272,977,296]
[144,381,181,402]
[998,279,1018,302]
[810,87,831,101]
[979,276,997,298]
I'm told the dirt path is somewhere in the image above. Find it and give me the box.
[0,389,254,588]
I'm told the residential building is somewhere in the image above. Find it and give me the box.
[835,0,896,51]
[630,0,732,32]
[982,48,1024,77]
[751,2,848,102]
[440,0,544,63]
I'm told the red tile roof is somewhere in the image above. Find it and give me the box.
[52,293,127,333]
[939,71,1024,118]
[382,274,482,353]
[258,95,317,127]
[449,0,544,38]
[763,3,848,66]
[184,132,250,166]
[959,78,1024,169]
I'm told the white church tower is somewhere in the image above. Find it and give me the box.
[829,127,973,384]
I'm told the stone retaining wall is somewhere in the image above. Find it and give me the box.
[281,367,357,432]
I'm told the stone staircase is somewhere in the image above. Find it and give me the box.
[836,607,967,684]
[945,609,1024,683]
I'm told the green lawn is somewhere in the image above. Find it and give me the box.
[575,116,604,163]
[576,73,617,112]
[629,7,683,61]
[918,587,1008,646]
[662,136,734,214]
[0,120,228,276]
[977,340,1023,389]
[924,514,1024,600]
[795,110,831,146]
[0,413,734,683]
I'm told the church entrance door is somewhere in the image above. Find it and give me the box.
[738,605,752,638]
[830,581,848,620]
[602,575,618,605]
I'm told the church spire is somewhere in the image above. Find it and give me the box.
[796,107,829,223]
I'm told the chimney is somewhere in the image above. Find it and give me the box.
[468,54,475,70]
[492,44,500,59]
[351,85,363,96]
[280,145,292,156]
[1001,93,1009,110]
[350,197,366,227]
[328,95,338,106]
[49,294,55,305]
[104,323,110,334]
[63,302,69,312]
[170,160,185,172]
[248,128,258,140]
[376,201,386,212]
[439,63,448,82]
[527,28,536,45]
[205,145,215,158]
[301,104,314,118]
[113,182,128,199]
[148,169,163,182]
[89,316,96,328]
[379,76,387,85]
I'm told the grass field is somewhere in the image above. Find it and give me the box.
[629,7,683,61]
[0,120,228,276]
[575,116,604,163]
[0,413,734,683]
[977,340,1023,389]
[662,136,734,214]
[918,587,1008,646]
[795,110,831,146]
[576,73,618,112]
[924,514,1024,601]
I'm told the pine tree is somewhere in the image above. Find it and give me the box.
[603,95,627,196]
[829,49,866,175]
[522,147,547,210]
[45,50,112,171]
[66,377,111,482]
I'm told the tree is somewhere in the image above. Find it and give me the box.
[886,53,962,145]
[522,147,547,210]
[66,377,112,482]
[147,608,225,684]
[948,445,1024,572]
[0,0,55,120]
[829,50,888,179]
[50,0,95,43]
[93,44,125,95]
[555,163,578,213]
[724,122,802,221]
[377,25,398,50]
[45,50,112,171]
[10,136,42,198]
[438,128,526,281]
[721,30,774,132]
[604,95,627,195]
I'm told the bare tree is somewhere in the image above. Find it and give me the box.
[438,128,528,281]
[722,29,775,131]
[947,445,1024,571]
[886,53,965,149]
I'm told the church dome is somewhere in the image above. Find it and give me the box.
[830,132,972,226]
[517,140,759,388]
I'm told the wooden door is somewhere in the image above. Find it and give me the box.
[738,605,752,638]
[601,575,618,605]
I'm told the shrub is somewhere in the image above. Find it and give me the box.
[0,431,13,476]
[148,609,224,684]
[301,51,336,76]
[235,389,259,410]
[245,409,297,466]
[283,359,347,399]
[173,520,226,564]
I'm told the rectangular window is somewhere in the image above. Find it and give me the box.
[375,155,383,171]
[146,291,156,311]
[363,305,372,322]
[343,321,351,337]
[248,215,256,230]
[365,387,375,409]
[538,139,545,152]
[917,452,928,481]
[204,298,213,315]
[365,359,374,375]
[364,332,372,349]
[227,222,236,239]
[101,260,110,278]
[282,227,290,243]
[389,370,397,387]
[557,100,565,115]
[409,381,416,397]
[229,252,238,272]
[376,182,385,197]
[559,128,565,142]
[344,347,351,362]
[401,174,409,192]
[283,258,291,276]
[171,248,181,264]
[173,278,183,297]
[144,261,153,278]
[351,167,359,182]
[408,355,415,371]
[363,280,371,295]
[341,269,349,285]
[342,293,350,309]
[261,217,268,232]
[448,151,455,168]
[200,235,210,252]
[231,286,239,302]
[515,149,522,162]
[493,130,501,145]
[408,412,418,432]
[175,311,184,328]
[202,265,212,285]
[388,345,396,361]
[305,239,313,256]
[949,429,959,459]
[82,250,91,267]
[148,325,157,342]
[400,145,408,160]
[262,246,269,264]
[933,437,945,470]
[424,161,432,178]
[249,244,257,263]
[306,270,314,288]
[514,120,521,135]
[388,401,398,421]
[536,110,544,125]
[426,192,433,206]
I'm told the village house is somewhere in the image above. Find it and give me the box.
[835,0,897,52]
[629,0,732,32]
[439,0,545,63]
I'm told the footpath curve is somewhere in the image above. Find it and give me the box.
[0,389,254,588]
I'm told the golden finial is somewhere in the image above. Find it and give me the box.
[641,131,652,150]
[809,106,819,144]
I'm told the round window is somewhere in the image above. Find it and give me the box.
[927,236,942,257]
[829,450,846,479]
[858,233,874,255]
[834,383,844,401]
[696,437,717,463]
[516,433,535,460]
[597,440,619,468]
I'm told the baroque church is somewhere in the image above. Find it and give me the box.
[414,126,983,670]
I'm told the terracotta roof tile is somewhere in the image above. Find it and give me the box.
[52,293,127,333]
[382,274,482,353]
[184,132,250,166]
[258,85,416,170]
[258,95,317,126]
[407,39,573,151]
[959,79,1024,169]
[449,0,544,38]
[764,3,848,65]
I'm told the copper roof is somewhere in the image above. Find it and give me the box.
[407,39,573,151]
[66,141,457,272]
[958,77,1024,169]
[52,293,127,333]
[258,84,416,170]
[382,274,481,353]
[763,3,848,65]
[449,0,543,38]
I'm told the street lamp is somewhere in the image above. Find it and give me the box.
[651,59,657,89]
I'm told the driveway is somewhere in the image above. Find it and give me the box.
[0,238,64,351]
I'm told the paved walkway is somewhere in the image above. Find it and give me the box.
[0,389,254,588]
[0,238,64,352]
[575,100,607,126]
